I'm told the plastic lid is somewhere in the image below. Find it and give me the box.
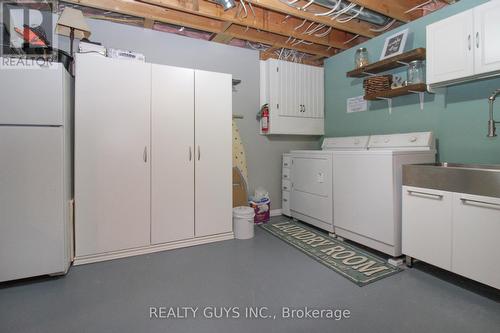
[233,206,255,218]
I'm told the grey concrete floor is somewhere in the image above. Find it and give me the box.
[1,217,499,333]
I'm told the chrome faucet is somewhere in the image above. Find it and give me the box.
[487,89,500,137]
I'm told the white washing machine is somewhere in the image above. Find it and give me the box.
[333,132,436,257]
[290,136,370,233]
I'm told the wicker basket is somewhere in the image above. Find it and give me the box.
[363,75,392,95]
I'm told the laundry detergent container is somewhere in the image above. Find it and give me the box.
[233,206,255,239]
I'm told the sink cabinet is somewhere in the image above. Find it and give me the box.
[402,187,453,270]
[452,193,500,289]
[402,186,500,289]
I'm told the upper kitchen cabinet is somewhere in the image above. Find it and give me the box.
[473,1,500,75]
[260,59,324,135]
[427,1,500,88]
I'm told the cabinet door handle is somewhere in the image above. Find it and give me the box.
[143,146,148,163]
[189,147,192,161]
[407,190,443,200]
[476,32,479,48]
[283,198,288,202]
[468,34,471,51]
[197,145,201,161]
[461,198,500,210]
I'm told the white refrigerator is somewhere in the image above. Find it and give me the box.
[0,61,73,282]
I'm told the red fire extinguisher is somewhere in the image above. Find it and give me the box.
[261,104,269,133]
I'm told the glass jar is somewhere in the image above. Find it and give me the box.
[407,60,425,84]
[355,48,369,68]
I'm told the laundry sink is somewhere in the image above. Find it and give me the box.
[403,162,500,198]
[432,162,500,171]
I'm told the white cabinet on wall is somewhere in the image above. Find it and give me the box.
[402,186,500,289]
[260,59,324,135]
[427,1,500,88]
[75,54,233,264]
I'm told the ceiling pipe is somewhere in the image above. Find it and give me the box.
[216,0,237,11]
[311,0,392,26]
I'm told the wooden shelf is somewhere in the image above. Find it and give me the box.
[364,83,427,100]
[347,48,426,78]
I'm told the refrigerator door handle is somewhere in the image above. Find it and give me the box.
[143,146,148,163]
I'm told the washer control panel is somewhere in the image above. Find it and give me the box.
[322,136,370,150]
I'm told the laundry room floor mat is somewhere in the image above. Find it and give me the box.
[260,219,402,286]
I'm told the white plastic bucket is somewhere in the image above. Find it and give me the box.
[233,206,255,240]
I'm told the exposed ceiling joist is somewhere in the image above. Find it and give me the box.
[65,0,223,32]
[210,21,233,44]
[347,0,417,22]
[226,25,335,57]
[64,0,334,57]
[260,50,323,67]
[246,0,378,38]
[141,0,352,50]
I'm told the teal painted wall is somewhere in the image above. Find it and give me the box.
[324,0,500,164]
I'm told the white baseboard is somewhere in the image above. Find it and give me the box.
[73,232,234,265]
[270,209,282,217]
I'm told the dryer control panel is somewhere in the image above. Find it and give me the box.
[368,132,435,151]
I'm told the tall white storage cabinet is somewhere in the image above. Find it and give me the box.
[194,70,233,237]
[75,55,233,264]
[151,65,195,244]
[75,55,151,256]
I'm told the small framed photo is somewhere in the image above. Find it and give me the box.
[380,29,409,60]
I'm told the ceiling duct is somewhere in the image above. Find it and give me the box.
[312,0,392,26]
[216,0,237,11]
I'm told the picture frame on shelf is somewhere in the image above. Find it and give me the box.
[380,29,409,60]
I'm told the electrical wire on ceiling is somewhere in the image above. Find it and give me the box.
[369,19,396,32]
[237,0,248,19]
[278,0,392,27]
[343,34,359,44]
[275,47,308,63]
[405,0,437,14]
[246,41,271,51]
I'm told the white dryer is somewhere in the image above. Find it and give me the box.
[332,132,436,257]
[290,136,370,233]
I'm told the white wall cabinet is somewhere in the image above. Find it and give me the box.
[75,55,233,264]
[260,59,324,135]
[402,186,500,289]
[427,1,500,87]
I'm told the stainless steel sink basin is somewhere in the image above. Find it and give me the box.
[432,162,500,171]
[403,162,500,198]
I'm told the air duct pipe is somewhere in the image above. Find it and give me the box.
[312,0,392,26]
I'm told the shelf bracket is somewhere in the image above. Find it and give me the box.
[408,90,425,111]
[377,97,392,114]
[362,71,377,77]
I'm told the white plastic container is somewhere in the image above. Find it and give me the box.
[233,206,255,240]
